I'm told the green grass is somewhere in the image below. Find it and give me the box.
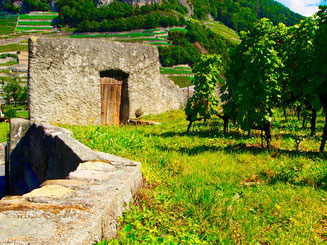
[0,69,11,74]
[18,21,53,26]
[0,43,27,52]
[15,109,28,119]
[72,32,154,38]
[143,28,161,33]
[0,14,18,19]
[205,20,240,44]
[0,122,9,143]
[169,28,188,32]
[154,31,167,35]
[150,42,171,46]
[113,37,166,42]
[168,75,194,88]
[66,109,327,244]
[16,26,53,31]
[19,14,58,20]
[0,60,18,66]
[160,67,193,74]
[0,20,16,26]
[0,76,12,82]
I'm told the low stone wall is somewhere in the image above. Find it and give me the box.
[0,118,143,244]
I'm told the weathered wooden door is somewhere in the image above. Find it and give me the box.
[101,77,123,126]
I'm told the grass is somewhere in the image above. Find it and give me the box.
[0,43,28,53]
[0,122,9,143]
[205,20,240,44]
[16,26,53,31]
[0,43,28,52]
[113,37,166,42]
[150,42,171,46]
[168,75,194,88]
[72,32,154,38]
[18,21,53,26]
[169,28,188,32]
[160,67,193,74]
[0,76,12,82]
[66,109,327,244]
[0,69,11,74]
[143,28,161,32]
[0,60,18,66]
[19,14,58,20]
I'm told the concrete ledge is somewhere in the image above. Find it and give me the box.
[0,119,143,244]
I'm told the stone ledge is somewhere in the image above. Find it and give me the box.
[1,119,143,244]
[0,159,142,244]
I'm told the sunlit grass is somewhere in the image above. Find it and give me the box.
[0,122,9,143]
[65,109,327,244]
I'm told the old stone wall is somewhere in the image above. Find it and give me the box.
[28,37,187,125]
[1,118,142,244]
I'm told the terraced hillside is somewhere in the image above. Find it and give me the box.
[0,41,28,104]
[16,11,58,33]
[0,13,18,35]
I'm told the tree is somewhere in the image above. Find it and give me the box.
[1,80,27,105]
[313,6,327,151]
[185,54,224,133]
[222,18,283,149]
[284,17,319,136]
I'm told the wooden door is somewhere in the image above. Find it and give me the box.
[101,77,123,126]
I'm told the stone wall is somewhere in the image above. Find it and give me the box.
[28,37,187,125]
[1,118,142,244]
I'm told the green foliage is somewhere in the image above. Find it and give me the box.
[1,80,27,105]
[159,22,232,67]
[185,54,223,122]
[56,0,184,32]
[190,0,303,32]
[3,107,16,118]
[67,109,327,244]
[223,19,282,134]
[23,0,51,12]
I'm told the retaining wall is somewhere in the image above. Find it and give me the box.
[0,118,142,244]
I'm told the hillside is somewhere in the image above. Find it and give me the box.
[0,0,303,33]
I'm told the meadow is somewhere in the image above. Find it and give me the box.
[65,109,327,244]
[167,75,194,88]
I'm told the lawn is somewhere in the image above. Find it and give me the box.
[65,109,327,244]
[0,122,9,143]
[168,75,194,88]
[160,67,193,75]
